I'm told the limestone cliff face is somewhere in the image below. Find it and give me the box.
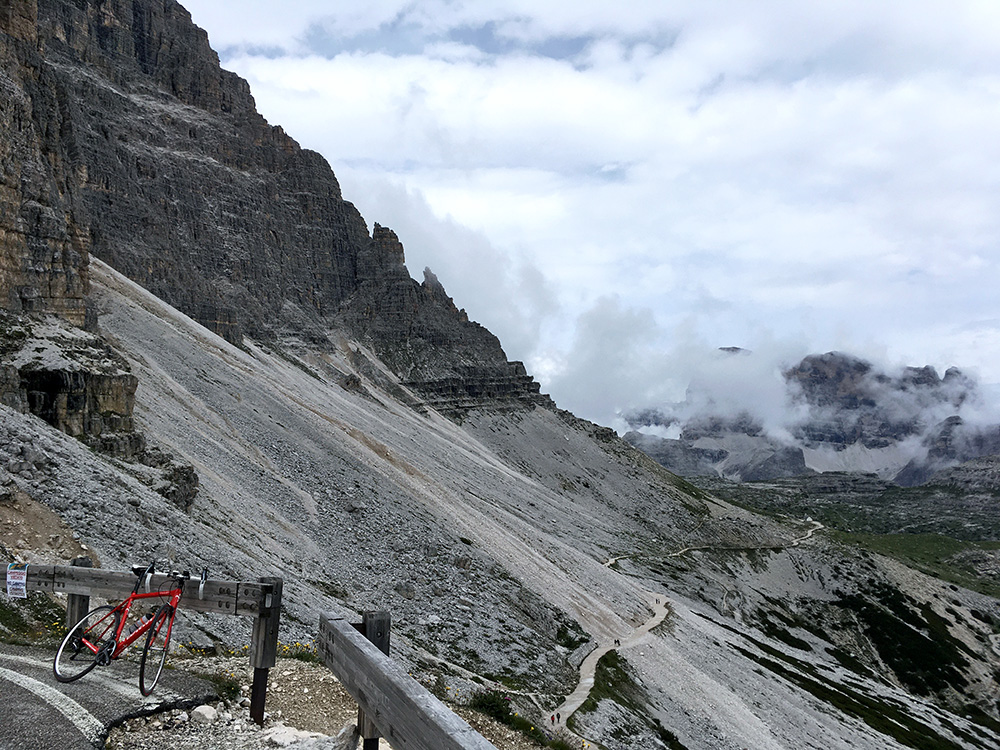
[1,0,549,417]
[0,0,90,326]
[2,1,37,45]
[783,353,970,450]
[0,310,198,508]
[27,0,366,344]
[340,225,549,414]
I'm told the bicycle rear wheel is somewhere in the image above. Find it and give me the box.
[139,604,173,696]
[53,605,118,682]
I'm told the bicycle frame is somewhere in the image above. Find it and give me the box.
[54,564,207,694]
[103,585,182,658]
[68,570,185,665]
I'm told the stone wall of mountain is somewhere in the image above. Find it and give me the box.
[783,352,974,449]
[0,309,139,449]
[0,0,548,418]
[0,308,198,508]
[0,0,91,327]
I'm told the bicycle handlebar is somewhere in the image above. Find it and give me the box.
[129,563,209,594]
[131,562,156,595]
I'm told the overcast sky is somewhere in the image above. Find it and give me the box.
[180,0,1000,429]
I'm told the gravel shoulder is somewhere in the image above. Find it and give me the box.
[105,654,545,750]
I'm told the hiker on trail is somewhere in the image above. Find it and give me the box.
[557,712,561,723]
[551,715,555,725]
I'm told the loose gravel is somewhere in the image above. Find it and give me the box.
[104,655,545,750]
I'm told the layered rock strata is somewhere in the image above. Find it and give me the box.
[0,312,137,449]
[342,225,551,415]
[1,0,548,416]
[0,0,90,325]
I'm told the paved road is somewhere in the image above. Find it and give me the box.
[0,642,216,750]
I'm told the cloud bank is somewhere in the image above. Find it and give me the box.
[181,0,1000,427]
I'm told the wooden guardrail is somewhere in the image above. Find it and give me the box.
[5,557,282,724]
[319,611,499,750]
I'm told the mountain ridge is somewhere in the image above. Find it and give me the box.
[2,0,545,418]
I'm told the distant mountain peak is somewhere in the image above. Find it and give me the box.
[625,350,998,484]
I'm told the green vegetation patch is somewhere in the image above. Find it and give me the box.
[554,615,590,651]
[666,474,710,503]
[0,598,31,636]
[836,583,970,698]
[574,650,642,716]
[961,704,1000,736]
[201,670,240,700]
[692,474,1000,543]
[755,614,813,653]
[832,531,1000,598]
[706,609,991,748]
[466,689,564,747]
[468,689,515,723]
[731,643,975,750]
[279,639,320,663]
[571,651,688,749]
[0,593,66,645]
[839,532,968,567]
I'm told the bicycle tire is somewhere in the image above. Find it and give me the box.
[53,604,119,682]
[138,603,173,696]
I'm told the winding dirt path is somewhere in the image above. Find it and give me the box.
[789,519,824,545]
[547,591,670,734]
[558,519,825,737]
[605,520,825,566]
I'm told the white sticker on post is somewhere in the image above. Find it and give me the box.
[6,563,27,599]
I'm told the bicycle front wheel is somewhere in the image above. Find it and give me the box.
[53,604,119,682]
[139,604,173,696]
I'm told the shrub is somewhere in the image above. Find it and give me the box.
[468,689,512,723]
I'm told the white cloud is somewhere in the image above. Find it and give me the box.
[179,0,1000,425]
[335,169,558,364]
[545,296,672,426]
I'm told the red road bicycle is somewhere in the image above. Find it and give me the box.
[53,563,206,695]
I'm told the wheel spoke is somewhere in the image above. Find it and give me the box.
[53,605,118,683]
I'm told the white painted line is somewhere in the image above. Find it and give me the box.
[0,651,179,704]
[0,665,103,745]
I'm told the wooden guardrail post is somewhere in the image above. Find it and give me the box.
[355,611,391,749]
[319,613,499,750]
[249,576,282,726]
[65,556,93,628]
